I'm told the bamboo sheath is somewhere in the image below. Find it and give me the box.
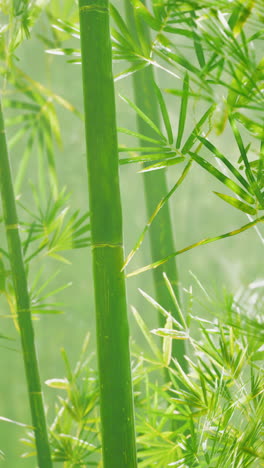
[78,1,137,466]
[124,1,187,370]
[0,99,52,467]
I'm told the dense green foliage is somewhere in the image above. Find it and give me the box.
[0,0,263,466]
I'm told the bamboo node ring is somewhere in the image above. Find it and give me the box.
[80,5,108,13]
[92,243,122,249]
[6,224,20,230]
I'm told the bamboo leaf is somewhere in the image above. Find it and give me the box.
[114,61,149,81]
[152,328,188,340]
[230,116,264,206]
[123,161,192,270]
[181,105,215,154]
[234,112,264,139]
[155,46,201,75]
[138,156,184,172]
[213,192,257,215]
[45,378,69,389]
[176,72,189,149]
[0,416,32,429]
[162,315,173,366]
[197,136,251,192]
[131,306,162,361]
[163,273,187,329]
[117,127,164,145]
[126,216,264,277]
[189,151,255,205]
[153,82,173,144]
[15,131,35,193]
[118,146,168,153]
[120,153,178,166]
[138,288,179,326]
[110,3,139,51]
[131,0,161,31]
[119,95,166,140]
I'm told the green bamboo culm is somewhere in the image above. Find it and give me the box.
[0,98,52,468]
[124,1,187,370]
[78,1,137,466]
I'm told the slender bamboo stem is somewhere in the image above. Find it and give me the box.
[0,98,52,467]
[78,1,137,466]
[124,1,187,370]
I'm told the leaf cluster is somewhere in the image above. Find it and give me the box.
[27,276,264,467]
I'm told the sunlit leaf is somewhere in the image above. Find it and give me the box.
[189,151,255,204]
[176,72,189,149]
[213,191,257,215]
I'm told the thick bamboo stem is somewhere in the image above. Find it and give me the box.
[124,1,187,370]
[78,1,137,466]
[0,98,52,467]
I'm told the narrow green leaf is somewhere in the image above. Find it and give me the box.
[120,95,166,140]
[138,288,180,327]
[198,136,251,192]
[126,216,264,277]
[182,105,215,154]
[131,306,162,361]
[117,127,163,145]
[114,61,149,81]
[138,156,184,172]
[162,315,173,366]
[15,131,35,193]
[123,161,192,270]
[163,27,198,39]
[176,72,189,149]
[190,11,206,68]
[152,328,188,340]
[3,99,39,112]
[155,47,201,75]
[230,116,264,206]
[213,192,257,215]
[42,121,59,199]
[153,82,173,144]
[163,273,187,329]
[45,378,69,389]
[131,0,161,31]
[110,3,139,51]
[120,151,177,166]
[189,151,255,205]
[0,416,32,429]
[8,124,31,149]
[165,88,213,102]
[234,112,264,139]
[118,146,166,153]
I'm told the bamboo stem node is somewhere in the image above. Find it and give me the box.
[80,5,108,13]
[91,243,123,249]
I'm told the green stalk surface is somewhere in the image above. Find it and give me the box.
[124,1,187,370]
[78,1,137,466]
[0,98,52,467]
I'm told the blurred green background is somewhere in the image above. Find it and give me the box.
[0,3,263,466]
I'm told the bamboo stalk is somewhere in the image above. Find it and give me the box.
[124,1,187,370]
[0,98,52,467]
[78,1,137,466]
